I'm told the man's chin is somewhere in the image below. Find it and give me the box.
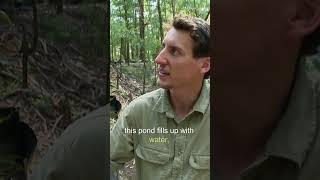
[157,79,171,89]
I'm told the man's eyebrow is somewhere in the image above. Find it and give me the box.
[162,41,184,52]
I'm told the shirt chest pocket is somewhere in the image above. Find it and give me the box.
[135,144,170,164]
[189,154,210,169]
[135,144,171,179]
[186,154,210,179]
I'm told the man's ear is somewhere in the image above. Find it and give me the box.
[199,57,210,75]
[289,0,320,37]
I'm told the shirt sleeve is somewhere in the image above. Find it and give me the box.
[29,106,108,180]
[110,105,135,174]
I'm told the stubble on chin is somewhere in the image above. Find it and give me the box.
[157,78,170,89]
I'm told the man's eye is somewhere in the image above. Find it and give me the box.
[170,48,179,56]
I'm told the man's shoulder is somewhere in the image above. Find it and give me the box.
[54,105,108,148]
[29,106,108,180]
[128,88,164,109]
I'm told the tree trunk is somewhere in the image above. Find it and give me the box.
[154,61,157,85]
[111,45,113,61]
[193,0,198,17]
[155,0,163,86]
[123,0,130,65]
[116,62,120,90]
[22,54,28,88]
[126,43,130,65]
[138,0,146,94]
[205,10,210,21]
[157,0,164,42]
[131,44,135,62]
[21,0,38,88]
[105,0,110,103]
[56,0,63,14]
[163,0,167,21]
[171,0,175,19]
[133,8,139,61]
[120,37,124,61]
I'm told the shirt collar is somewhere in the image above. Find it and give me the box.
[192,79,210,114]
[265,54,319,168]
[153,79,210,116]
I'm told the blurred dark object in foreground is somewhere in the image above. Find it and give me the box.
[110,96,121,114]
[0,107,37,180]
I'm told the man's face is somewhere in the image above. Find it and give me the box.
[155,28,209,89]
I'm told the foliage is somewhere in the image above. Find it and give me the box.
[39,3,106,60]
[111,0,210,93]
[32,96,55,117]
[0,10,12,26]
[0,80,19,98]
[111,0,209,61]
[121,62,156,85]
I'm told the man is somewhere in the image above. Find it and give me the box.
[213,0,320,179]
[110,16,210,180]
[29,105,109,180]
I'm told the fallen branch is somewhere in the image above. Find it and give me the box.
[56,81,78,94]
[62,61,83,80]
[51,115,63,136]
[32,107,48,133]
[0,70,18,80]
[68,93,97,109]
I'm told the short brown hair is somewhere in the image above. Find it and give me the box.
[172,15,210,57]
[172,15,210,78]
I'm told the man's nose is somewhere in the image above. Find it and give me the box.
[155,50,167,65]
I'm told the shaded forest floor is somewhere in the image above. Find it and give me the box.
[0,3,107,176]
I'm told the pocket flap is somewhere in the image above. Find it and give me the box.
[135,145,170,165]
[189,154,210,170]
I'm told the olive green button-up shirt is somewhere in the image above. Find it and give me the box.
[213,54,320,180]
[110,80,210,180]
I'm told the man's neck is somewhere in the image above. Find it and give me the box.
[169,80,204,119]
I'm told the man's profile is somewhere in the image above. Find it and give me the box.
[110,15,210,180]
